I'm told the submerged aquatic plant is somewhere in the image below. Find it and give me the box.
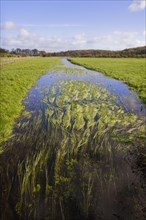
[69,57,146,103]
[0,76,146,220]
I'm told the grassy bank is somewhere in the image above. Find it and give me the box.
[0,57,61,147]
[69,58,146,103]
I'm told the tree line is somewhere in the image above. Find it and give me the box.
[49,46,146,58]
[0,46,146,58]
[0,48,46,57]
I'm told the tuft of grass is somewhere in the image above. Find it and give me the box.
[69,58,146,103]
[0,57,61,147]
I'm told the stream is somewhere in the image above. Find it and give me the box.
[24,58,146,116]
[0,58,146,220]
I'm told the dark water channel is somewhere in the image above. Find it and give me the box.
[0,58,146,220]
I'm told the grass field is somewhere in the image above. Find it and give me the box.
[0,57,61,146]
[69,58,146,103]
[0,56,33,64]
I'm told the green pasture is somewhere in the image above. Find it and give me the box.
[69,58,146,103]
[0,57,61,148]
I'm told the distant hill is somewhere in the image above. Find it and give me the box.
[49,46,146,58]
[1,46,146,58]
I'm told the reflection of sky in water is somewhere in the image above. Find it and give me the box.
[23,58,146,116]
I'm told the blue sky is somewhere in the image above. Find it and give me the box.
[1,0,146,51]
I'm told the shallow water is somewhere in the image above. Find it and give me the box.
[0,58,146,220]
[23,58,146,116]
[63,58,146,115]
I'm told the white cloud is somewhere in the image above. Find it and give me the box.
[113,31,138,37]
[19,29,30,37]
[1,23,145,51]
[89,35,112,45]
[129,0,146,11]
[1,21,15,30]
[72,33,87,46]
[4,39,22,47]
[112,31,145,49]
[0,21,83,32]
[22,23,83,28]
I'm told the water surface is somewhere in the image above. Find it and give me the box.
[23,58,146,116]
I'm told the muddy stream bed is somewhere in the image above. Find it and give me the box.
[0,58,146,220]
